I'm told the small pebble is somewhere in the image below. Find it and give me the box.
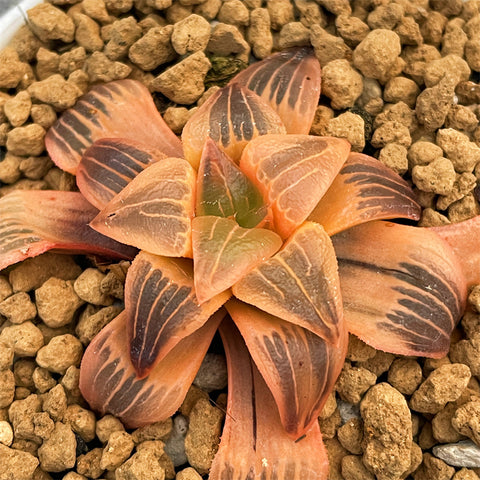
[36,334,83,374]
[35,278,84,328]
[0,420,13,446]
[100,431,135,470]
[184,397,224,475]
[193,353,228,392]
[76,447,104,479]
[171,14,211,55]
[38,421,77,472]
[96,414,125,443]
[176,467,203,480]
[432,440,480,468]
[0,443,39,480]
[27,4,75,43]
[74,269,114,306]
[4,91,32,128]
[164,414,189,467]
[6,124,46,157]
[0,292,37,324]
[361,383,413,480]
[151,51,211,104]
[410,363,471,414]
[0,322,44,357]
[63,404,96,442]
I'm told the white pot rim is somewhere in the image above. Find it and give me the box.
[0,0,43,50]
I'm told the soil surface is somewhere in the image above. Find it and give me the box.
[0,1,480,480]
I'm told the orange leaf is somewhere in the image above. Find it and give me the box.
[233,222,343,345]
[240,134,350,238]
[210,319,330,480]
[80,309,225,428]
[226,300,347,438]
[192,216,282,304]
[46,80,182,174]
[309,152,421,235]
[125,252,230,377]
[231,47,321,135]
[182,83,286,169]
[90,158,196,258]
[333,221,467,358]
[77,138,167,210]
[0,190,136,270]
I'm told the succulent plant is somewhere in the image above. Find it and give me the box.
[0,48,478,478]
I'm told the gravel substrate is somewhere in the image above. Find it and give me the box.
[0,0,480,479]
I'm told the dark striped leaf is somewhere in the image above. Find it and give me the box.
[77,138,167,210]
[90,158,196,258]
[45,80,182,175]
[332,220,467,357]
[430,214,480,287]
[79,309,224,428]
[125,252,230,378]
[233,221,343,345]
[240,134,350,238]
[226,300,347,438]
[210,319,330,480]
[191,216,282,304]
[309,152,421,235]
[0,190,136,270]
[231,47,321,135]
[196,138,268,228]
[182,83,286,169]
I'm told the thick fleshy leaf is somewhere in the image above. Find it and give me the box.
[233,222,343,345]
[0,190,136,270]
[45,80,182,175]
[90,158,196,258]
[240,134,351,238]
[196,138,268,228]
[191,216,282,304]
[79,309,225,428]
[308,152,421,235]
[332,221,467,358]
[182,83,286,169]
[77,138,167,210]
[430,214,480,286]
[210,319,330,480]
[226,300,347,439]
[231,47,321,135]
[125,252,231,378]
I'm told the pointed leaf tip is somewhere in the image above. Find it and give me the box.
[192,216,282,304]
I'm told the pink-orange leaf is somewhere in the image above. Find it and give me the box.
[332,220,467,358]
[80,309,225,428]
[233,221,343,345]
[210,319,330,480]
[46,80,182,175]
[90,158,196,258]
[231,47,321,135]
[308,152,421,235]
[196,138,268,228]
[226,300,347,439]
[77,138,167,210]
[240,134,351,238]
[182,83,286,169]
[125,252,230,378]
[430,214,480,287]
[191,216,282,304]
[0,190,136,270]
